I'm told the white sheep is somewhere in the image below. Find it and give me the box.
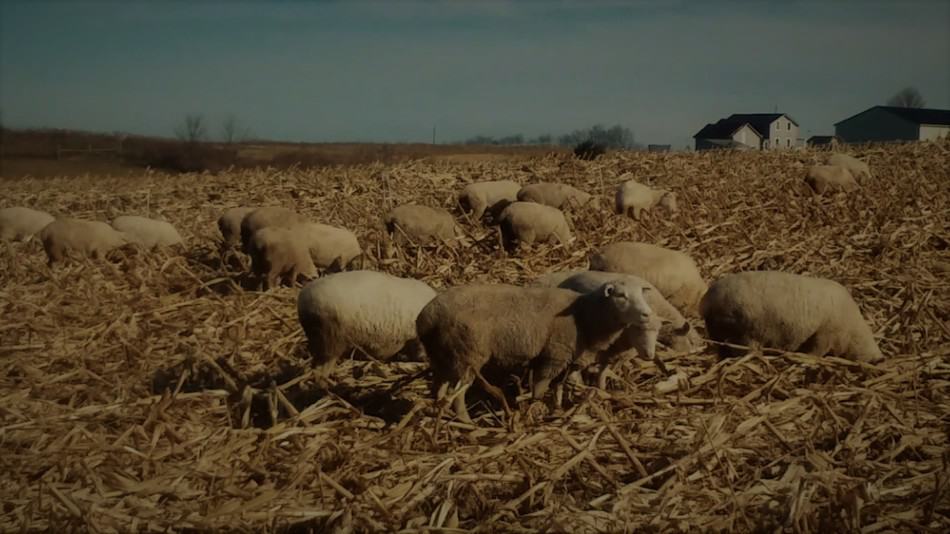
[615,179,678,220]
[699,271,883,362]
[38,218,131,265]
[828,153,871,180]
[805,165,859,194]
[498,201,572,250]
[533,270,703,355]
[0,207,55,242]
[458,180,522,221]
[297,222,362,270]
[416,279,659,423]
[297,270,438,377]
[218,206,258,246]
[383,204,460,246]
[240,206,306,253]
[111,215,184,249]
[245,226,317,290]
[517,182,593,210]
[589,242,707,315]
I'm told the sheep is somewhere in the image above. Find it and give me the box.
[458,180,522,221]
[0,207,55,242]
[38,218,131,265]
[245,226,317,290]
[416,279,659,423]
[298,222,363,270]
[805,165,859,194]
[498,201,572,250]
[239,206,306,253]
[217,206,257,246]
[517,182,593,210]
[589,242,707,315]
[111,215,184,249]
[383,204,460,246]
[533,270,703,355]
[699,271,883,362]
[615,179,678,220]
[828,153,871,180]
[297,270,438,377]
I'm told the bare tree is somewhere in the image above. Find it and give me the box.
[887,87,926,108]
[175,114,207,143]
[221,114,250,143]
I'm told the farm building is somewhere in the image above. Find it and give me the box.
[834,106,950,143]
[693,113,801,151]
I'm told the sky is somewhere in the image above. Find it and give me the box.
[1,0,948,148]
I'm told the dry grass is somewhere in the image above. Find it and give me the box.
[1,141,949,533]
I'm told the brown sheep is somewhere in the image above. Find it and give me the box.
[245,226,317,290]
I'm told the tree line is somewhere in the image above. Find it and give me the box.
[463,124,639,148]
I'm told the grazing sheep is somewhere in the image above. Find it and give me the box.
[700,271,883,362]
[298,222,362,270]
[240,206,306,253]
[828,153,871,180]
[38,218,131,265]
[383,204,460,246]
[0,207,55,242]
[805,165,859,194]
[217,207,257,246]
[298,270,438,377]
[458,180,522,221]
[245,227,317,290]
[498,201,572,250]
[534,270,702,354]
[517,182,592,210]
[589,242,707,315]
[416,279,659,423]
[615,179,678,220]
[111,215,184,249]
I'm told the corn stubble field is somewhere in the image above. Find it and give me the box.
[2,142,948,533]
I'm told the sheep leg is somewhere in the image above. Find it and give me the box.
[797,330,833,358]
[633,207,642,221]
[450,381,473,424]
[472,366,511,418]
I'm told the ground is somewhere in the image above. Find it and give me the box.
[1,142,948,532]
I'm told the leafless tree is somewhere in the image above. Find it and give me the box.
[175,114,207,143]
[886,87,926,108]
[221,114,250,143]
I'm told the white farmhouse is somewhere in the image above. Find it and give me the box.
[835,106,950,143]
[693,113,801,151]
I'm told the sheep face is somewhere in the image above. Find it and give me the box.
[601,280,654,326]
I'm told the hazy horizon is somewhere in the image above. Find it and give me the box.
[1,0,948,148]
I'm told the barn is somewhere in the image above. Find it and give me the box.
[834,106,950,143]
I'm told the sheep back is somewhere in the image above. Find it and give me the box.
[589,241,707,315]
[240,207,306,252]
[700,271,883,362]
[297,222,362,269]
[111,216,184,249]
[246,226,317,289]
[805,165,859,194]
[517,182,592,209]
[828,153,871,180]
[298,270,438,375]
[459,180,521,221]
[38,218,129,264]
[498,201,572,248]
[384,204,458,245]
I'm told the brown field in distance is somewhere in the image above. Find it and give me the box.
[1,140,948,532]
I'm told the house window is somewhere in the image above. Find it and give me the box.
[787,123,791,130]
[787,138,791,147]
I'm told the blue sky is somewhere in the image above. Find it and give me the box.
[1,0,948,147]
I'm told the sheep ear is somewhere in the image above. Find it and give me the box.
[603,283,615,297]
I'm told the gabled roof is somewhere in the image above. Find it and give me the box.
[693,118,763,140]
[693,113,797,139]
[834,105,950,126]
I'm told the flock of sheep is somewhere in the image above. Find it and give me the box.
[0,150,883,423]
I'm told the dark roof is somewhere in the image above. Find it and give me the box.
[835,106,950,126]
[693,113,797,139]
[693,118,763,139]
[807,135,838,145]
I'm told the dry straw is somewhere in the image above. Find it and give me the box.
[1,141,948,532]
